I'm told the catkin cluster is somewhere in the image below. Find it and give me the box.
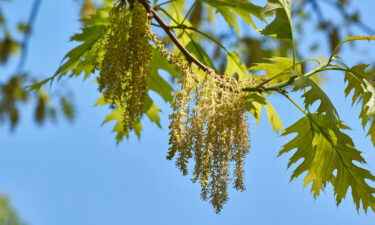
[94,1,151,134]
[149,30,250,213]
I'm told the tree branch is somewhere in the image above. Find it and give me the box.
[138,0,210,72]
[242,62,330,92]
[15,0,42,74]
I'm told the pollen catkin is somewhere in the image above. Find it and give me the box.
[94,1,152,134]
[148,30,250,213]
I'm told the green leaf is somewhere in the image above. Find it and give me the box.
[292,76,340,126]
[232,8,257,28]
[224,51,248,80]
[101,107,127,143]
[344,64,375,146]
[216,7,241,35]
[245,93,266,125]
[29,25,106,90]
[186,40,216,70]
[98,95,162,143]
[261,0,293,40]
[197,0,262,19]
[143,96,162,128]
[280,113,375,213]
[198,0,263,35]
[56,25,105,79]
[148,48,178,103]
[249,57,300,84]
[265,100,283,133]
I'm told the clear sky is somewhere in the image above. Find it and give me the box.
[0,0,375,225]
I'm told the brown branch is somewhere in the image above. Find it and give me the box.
[138,0,210,72]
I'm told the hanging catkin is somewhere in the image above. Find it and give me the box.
[148,29,250,213]
[94,1,152,134]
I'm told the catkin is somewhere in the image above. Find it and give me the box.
[94,1,152,134]
[148,30,250,213]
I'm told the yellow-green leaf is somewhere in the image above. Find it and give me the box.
[98,95,162,143]
[224,51,248,80]
[344,64,375,146]
[261,0,293,40]
[249,57,301,85]
[280,113,375,213]
[265,100,283,133]
[292,76,340,126]
[245,93,266,125]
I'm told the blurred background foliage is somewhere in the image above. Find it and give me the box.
[0,195,24,225]
[0,0,75,132]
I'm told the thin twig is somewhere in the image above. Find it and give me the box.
[308,0,325,24]
[317,0,375,35]
[138,0,210,72]
[179,1,197,27]
[15,0,42,74]
[242,62,330,92]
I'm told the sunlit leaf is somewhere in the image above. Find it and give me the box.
[245,93,266,125]
[280,113,375,213]
[265,100,283,133]
[249,57,300,84]
[186,40,216,70]
[198,0,263,35]
[224,51,248,80]
[261,0,293,40]
[29,25,106,90]
[292,76,340,126]
[148,48,179,103]
[344,64,375,145]
[198,0,262,18]
[99,95,162,143]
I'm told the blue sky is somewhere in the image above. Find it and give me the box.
[0,0,375,225]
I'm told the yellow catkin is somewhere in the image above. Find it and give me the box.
[94,1,151,134]
[148,30,250,213]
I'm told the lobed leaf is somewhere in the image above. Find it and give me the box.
[198,0,263,18]
[245,93,266,125]
[29,25,106,90]
[249,57,300,84]
[148,48,179,103]
[344,64,375,145]
[280,113,375,212]
[261,0,293,40]
[224,51,249,80]
[198,0,263,35]
[292,76,340,126]
[99,95,162,144]
[265,100,283,133]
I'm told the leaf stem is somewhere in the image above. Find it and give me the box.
[179,1,197,27]
[243,61,328,92]
[154,0,178,8]
[278,91,308,116]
